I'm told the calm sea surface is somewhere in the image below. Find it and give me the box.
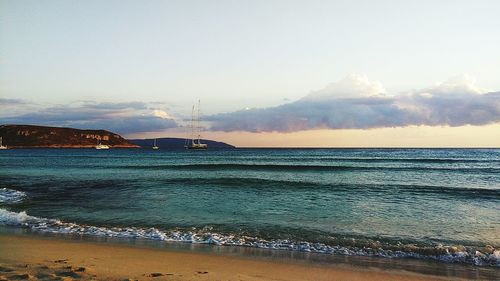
[1,148,499,267]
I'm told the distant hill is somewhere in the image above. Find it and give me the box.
[129,138,235,149]
[0,124,139,148]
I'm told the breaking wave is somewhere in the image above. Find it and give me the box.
[0,208,498,267]
[0,188,26,204]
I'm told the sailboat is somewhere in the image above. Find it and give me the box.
[185,100,208,150]
[152,138,159,150]
[95,139,110,150]
[0,137,7,149]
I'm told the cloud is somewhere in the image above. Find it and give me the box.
[0,101,178,134]
[208,75,500,132]
[0,98,27,105]
[3,75,498,134]
[424,74,486,95]
[152,109,172,119]
[307,74,386,99]
[80,101,148,110]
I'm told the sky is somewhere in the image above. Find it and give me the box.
[1,0,499,147]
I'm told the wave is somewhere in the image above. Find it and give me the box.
[3,177,498,200]
[180,178,500,196]
[0,208,498,267]
[119,163,500,174]
[0,188,27,204]
[242,157,500,164]
[4,151,499,162]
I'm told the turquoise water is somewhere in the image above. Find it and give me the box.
[0,148,499,266]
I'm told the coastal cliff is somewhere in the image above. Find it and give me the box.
[0,125,139,148]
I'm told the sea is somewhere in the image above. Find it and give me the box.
[1,148,499,271]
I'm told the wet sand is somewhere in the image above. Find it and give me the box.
[0,233,477,281]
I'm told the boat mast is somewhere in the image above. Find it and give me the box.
[191,105,195,146]
[197,99,201,145]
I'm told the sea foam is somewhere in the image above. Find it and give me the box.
[0,208,498,267]
[0,188,26,204]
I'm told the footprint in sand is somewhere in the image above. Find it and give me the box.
[35,272,51,279]
[54,269,82,279]
[37,265,50,270]
[0,266,14,273]
[6,273,33,280]
[142,272,174,278]
[73,267,86,273]
[145,272,163,277]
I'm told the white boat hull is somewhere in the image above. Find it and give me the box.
[95,145,110,150]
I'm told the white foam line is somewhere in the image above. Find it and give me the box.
[0,188,27,204]
[0,208,498,267]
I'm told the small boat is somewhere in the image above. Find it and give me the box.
[95,139,110,150]
[187,140,208,150]
[95,144,110,150]
[0,137,7,149]
[152,138,159,150]
[185,100,208,150]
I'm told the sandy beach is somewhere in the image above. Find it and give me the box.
[0,233,471,281]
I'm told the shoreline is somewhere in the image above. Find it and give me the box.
[1,205,498,269]
[1,232,498,280]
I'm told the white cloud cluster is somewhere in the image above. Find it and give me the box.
[306,74,387,100]
[1,101,178,134]
[209,75,500,132]
[3,75,498,135]
[152,109,173,119]
[426,74,486,95]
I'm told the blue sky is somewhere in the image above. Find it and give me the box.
[1,0,499,146]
